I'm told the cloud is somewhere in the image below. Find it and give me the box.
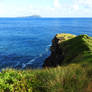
[0,2,33,17]
[78,0,92,7]
[73,4,79,10]
[0,3,7,16]
[54,0,61,8]
[73,0,92,10]
[0,0,92,17]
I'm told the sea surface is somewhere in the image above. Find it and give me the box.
[0,18,92,69]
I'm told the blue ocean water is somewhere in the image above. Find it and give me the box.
[0,18,92,69]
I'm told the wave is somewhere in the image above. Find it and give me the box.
[21,44,51,69]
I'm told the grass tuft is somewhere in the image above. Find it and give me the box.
[0,64,92,92]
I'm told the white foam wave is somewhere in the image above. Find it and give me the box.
[14,62,20,67]
[47,44,51,47]
[22,44,51,69]
[22,63,26,68]
[22,57,38,68]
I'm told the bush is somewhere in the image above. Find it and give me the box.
[0,64,91,92]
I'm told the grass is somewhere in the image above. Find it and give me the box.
[0,64,92,92]
[56,33,76,39]
[59,35,92,65]
[56,33,76,44]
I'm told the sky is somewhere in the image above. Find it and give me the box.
[0,0,92,17]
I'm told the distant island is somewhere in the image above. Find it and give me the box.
[0,15,42,19]
[17,15,42,19]
[25,15,41,18]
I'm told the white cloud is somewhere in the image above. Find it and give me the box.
[0,2,33,17]
[78,0,92,7]
[54,0,61,8]
[0,0,92,17]
[74,0,92,9]
[0,3,5,14]
[73,4,79,10]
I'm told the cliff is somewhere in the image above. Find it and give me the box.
[43,33,92,67]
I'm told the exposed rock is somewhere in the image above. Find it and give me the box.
[43,33,76,67]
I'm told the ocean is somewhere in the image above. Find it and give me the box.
[0,18,92,69]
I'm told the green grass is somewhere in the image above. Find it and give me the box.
[56,33,76,44]
[59,35,92,65]
[0,64,92,92]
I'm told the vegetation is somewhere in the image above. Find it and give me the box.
[56,33,76,43]
[0,64,92,92]
[59,35,92,65]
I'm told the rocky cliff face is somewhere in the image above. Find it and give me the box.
[43,33,92,67]
[43,34,76,67]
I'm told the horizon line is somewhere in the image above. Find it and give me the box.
[0,16,92,18]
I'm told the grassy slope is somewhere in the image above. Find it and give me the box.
[56,33,76,43]
[59,35,92,65]
[0,64,92,92]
